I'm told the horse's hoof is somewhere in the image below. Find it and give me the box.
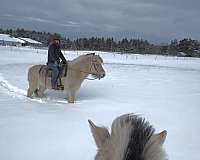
[68,100,74,103]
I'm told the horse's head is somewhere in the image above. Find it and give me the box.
[88,53,105,79]
[88,114,167,160]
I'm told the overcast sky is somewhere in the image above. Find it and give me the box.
[0,0,200,43]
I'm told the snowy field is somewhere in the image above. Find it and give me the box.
[0,46,200,160]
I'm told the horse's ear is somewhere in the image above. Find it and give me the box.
[153,130,167,145]
[88,120,110,148]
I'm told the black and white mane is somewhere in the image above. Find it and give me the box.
[89,114,167,160]
[118,114,155,160]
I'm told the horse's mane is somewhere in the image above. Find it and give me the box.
[112,114,155,160]
[71,53,103,64]
[71,53,93,63]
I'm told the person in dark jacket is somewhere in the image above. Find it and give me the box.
[47,38,66,89]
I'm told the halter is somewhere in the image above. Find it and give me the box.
[86,55,103,80]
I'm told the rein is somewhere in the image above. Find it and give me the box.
[85,77,98,80]
[66,67,98,80]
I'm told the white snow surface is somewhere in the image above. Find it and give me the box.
[0,46,200,160]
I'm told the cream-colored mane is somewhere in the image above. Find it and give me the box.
[27,53,105,103]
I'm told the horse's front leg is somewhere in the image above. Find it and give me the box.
[68,90,75,103]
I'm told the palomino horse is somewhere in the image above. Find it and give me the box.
[89,114,167,160]
[27,53,105,103]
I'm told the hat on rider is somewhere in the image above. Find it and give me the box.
[52,36,60,42]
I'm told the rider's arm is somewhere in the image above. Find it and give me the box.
[59,50,67,64]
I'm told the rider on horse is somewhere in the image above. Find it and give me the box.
[47,37,67,89]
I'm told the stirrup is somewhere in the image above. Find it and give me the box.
[57,85,64,90]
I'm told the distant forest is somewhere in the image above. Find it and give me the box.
[1,28,200,57]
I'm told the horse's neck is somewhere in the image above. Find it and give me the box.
[70,56,91,79]
[71,55,90,69]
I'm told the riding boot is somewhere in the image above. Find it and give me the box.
[57,77,64,90]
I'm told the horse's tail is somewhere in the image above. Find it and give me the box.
[28,65,35,82]
[28,65,46,85]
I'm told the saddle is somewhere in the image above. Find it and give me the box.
[39,63,68,90]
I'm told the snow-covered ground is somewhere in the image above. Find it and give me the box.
[0,46,200,160]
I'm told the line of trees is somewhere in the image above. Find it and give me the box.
[65,37,151,53]
[168,39,200,57]
[0,28,200,57]
[0,28,151,52]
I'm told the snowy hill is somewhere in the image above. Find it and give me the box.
[0,46,200,160]
[0,34,24,42]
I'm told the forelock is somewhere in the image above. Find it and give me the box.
[111,114,155,160]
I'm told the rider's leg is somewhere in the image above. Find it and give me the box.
[47,64,59,89]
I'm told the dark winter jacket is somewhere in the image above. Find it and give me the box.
[47,43,66,65]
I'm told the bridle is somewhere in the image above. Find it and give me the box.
[86,56,103,80]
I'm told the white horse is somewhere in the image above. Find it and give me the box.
[89,114,167,160]
[27,53,105,103]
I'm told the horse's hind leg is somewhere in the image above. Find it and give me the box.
[27,88,34,97]
[37,86,45,98]
[27,80,36,97]
[34,89,39,96]
[27,76,39,98]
